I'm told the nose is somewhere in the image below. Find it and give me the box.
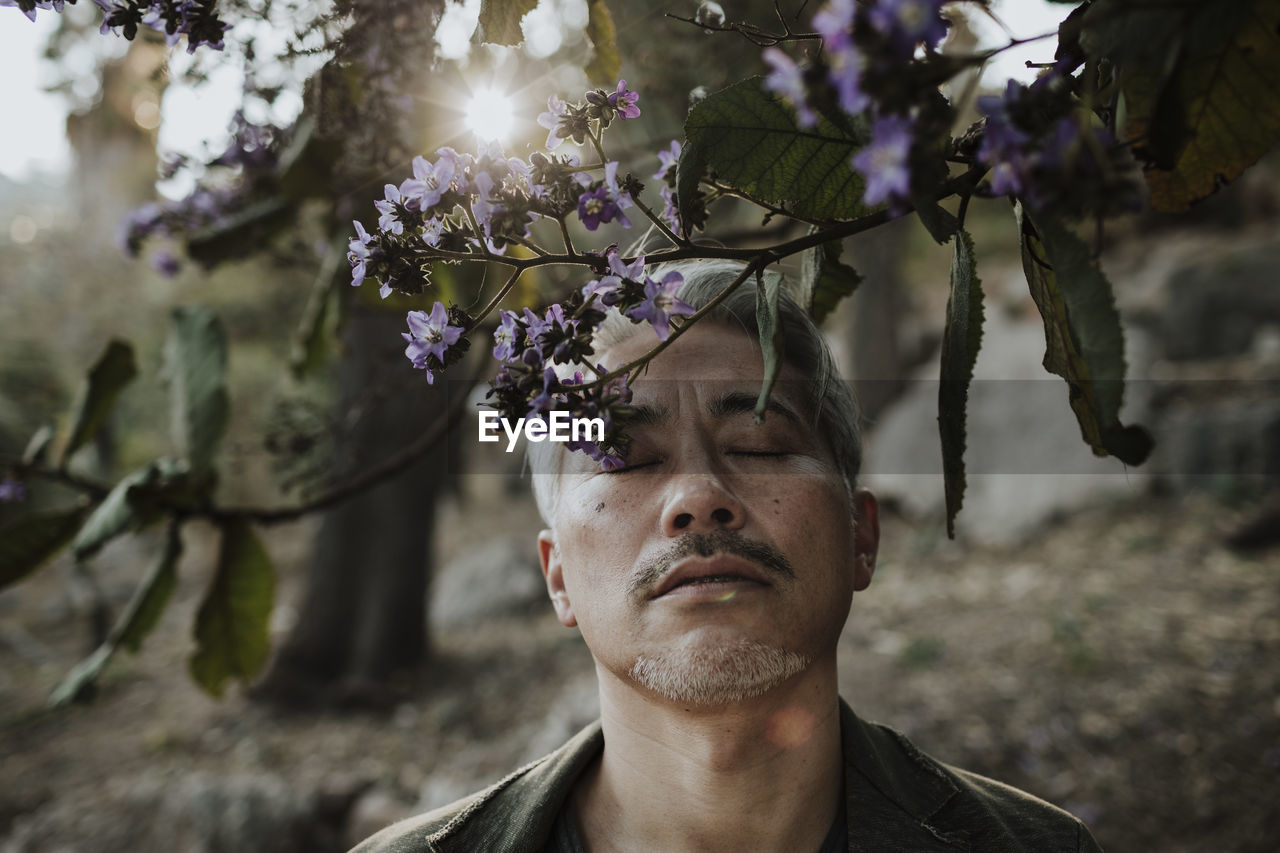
[661,475,747,537]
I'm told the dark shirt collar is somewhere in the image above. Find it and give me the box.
[427,699,968,853]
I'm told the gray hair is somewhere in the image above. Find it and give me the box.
[529,259,862,525]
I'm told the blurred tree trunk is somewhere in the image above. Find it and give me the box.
[256,0,449,706]
[845,218,911,424]
[258,307,448,706]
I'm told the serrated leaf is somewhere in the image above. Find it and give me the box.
[117,521,183,653]
[913,195,959,245]
[70,465,158,560]
[477,0,537,45]
[800,238,863,325]
[167,307,230,478]
[938,229,984,539]
[1016,203,1154,465]
[60,339,137,467]
[188,520,275,698]
[754,268,784,424]
[0,507,88,590]
[48,521,184,707]
[584,0,620,85]
[675,138,710,239]
[681,77,876,222]
[1085,0,1280,211]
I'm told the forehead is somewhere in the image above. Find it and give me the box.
[596,322,815,429]
[603,321,784,389]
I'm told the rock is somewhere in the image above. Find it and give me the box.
[863,307,1153,546]
[1155,395,1280,491]
[1160,242,1280,361]
[429,536,547,628]
[2,771,346,853]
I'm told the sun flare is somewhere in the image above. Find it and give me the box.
[464,87,514,142]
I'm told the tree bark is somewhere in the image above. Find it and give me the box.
[257,307,448,707]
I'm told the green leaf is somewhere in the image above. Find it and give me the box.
[1016,204,1154,465]
[0,507,88,591]
[23,424,55,466]
[167,307,230,479]
[477,0,537,46]
[118,521,183,654]
[48,521,184,707]
[185,196,296,267]
[913,195,959,245]
[289,237,346,380]
[675,138,710,239]
[60,339,137,467]
[189,520,275,698]
[70,462,175,560]
[584,0,621,85]
[46,645,111,708]
[753,268,784,424]
[681,76,876,222]
[1085,0,1280,211]
[938,229,984,540]
[799,238,863,325]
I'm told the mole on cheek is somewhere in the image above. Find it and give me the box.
[594,502,605,513]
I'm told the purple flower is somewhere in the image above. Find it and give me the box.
[421,217,444,248]
[0,476,25,503]
[653,140,681,181]
[493,309,522,362]
[607,80,641,120]
[828,45,869,115]
[375,183,404,235]
[762,47,817,128]
[812,0,855,48]
[525,366,559,417]
[852,114,914,206]
[578,187,617,231]
[868,0,948,54]
[584,250,645,303]
[348,220,375,287]
[537,95,569,150]
[577,163,633,232]
[977,82,1033,196]
[658,185,680,231]
[471,172,499,236]
[403,302,465,383]
[399,154,455,212]
[608,248,645,281]
[150,248,181,277]
[627,271,694,341]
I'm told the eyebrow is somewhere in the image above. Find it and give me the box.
[708,391,802,425]
[625,391,804,431]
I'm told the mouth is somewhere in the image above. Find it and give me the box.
[651,555,772,599]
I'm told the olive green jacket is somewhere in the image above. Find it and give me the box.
[351,700,1103,852]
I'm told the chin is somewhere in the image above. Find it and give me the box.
[628,635,810,706]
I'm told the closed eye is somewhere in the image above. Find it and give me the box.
[728,450,789,458]
[603,459,660,474]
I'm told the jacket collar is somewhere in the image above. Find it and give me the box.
[838,699,969,851]
[428,699,967,852]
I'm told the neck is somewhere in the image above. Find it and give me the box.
[574,657,844,853]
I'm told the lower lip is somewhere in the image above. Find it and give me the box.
[655,578,767,601]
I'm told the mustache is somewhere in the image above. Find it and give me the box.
[629,530,796,595]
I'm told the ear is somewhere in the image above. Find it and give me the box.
[851,489,880,591]
[538,529,577,627]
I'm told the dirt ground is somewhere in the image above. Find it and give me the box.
[1,487,1278,852]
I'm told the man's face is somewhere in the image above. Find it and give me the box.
[538,322,879,705]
